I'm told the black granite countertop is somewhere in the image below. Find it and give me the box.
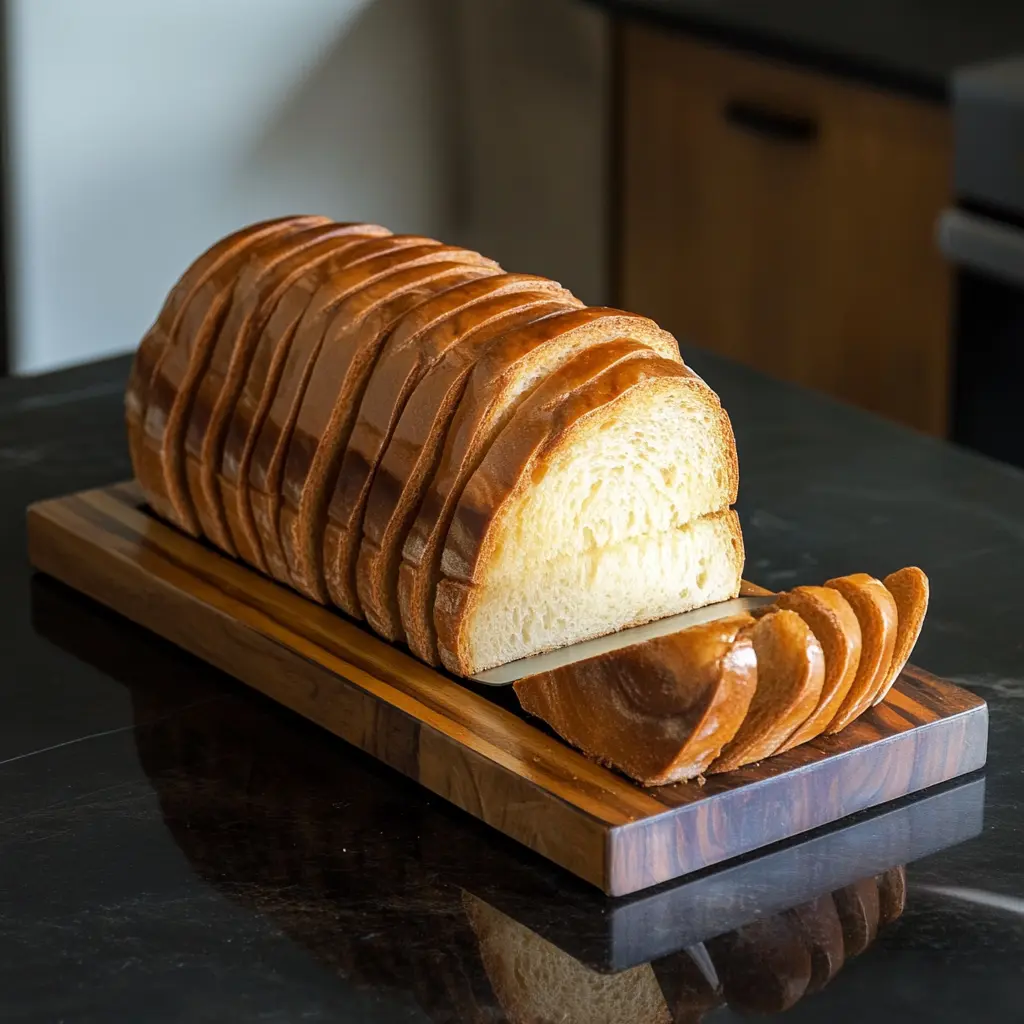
[590,0,1024,100]
[2,351,1024,1022]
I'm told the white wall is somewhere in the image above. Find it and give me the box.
[7,0,460,373]
[6,0,610,375]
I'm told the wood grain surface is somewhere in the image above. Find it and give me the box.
[26,483,988,895]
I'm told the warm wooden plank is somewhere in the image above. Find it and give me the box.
[618,24,953,436]
[26,484,988,895]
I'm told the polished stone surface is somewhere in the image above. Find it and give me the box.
[2,352,1024,1021]
[589,0,1024,100]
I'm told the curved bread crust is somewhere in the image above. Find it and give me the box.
[707,914,812,1015]
[183,224,386,550]
[513,614,756,785]
[245,241,482,583]
[218,233,435,569]
[822,574,898,733]
[785,895,845,994]
[127,216,313,510]
[775,586,863,752]
[876,866,907,925]
[874,567,929,706]
[134,217,327,526]
[325,275,578,614]
[709,609,824,774]
[278,255,502,600]
[832,878,880,957]
[347,300,582,634]
[399,312,685,664]
[439,355,729,587]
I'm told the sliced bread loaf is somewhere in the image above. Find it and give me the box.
[127,216,316,517]
[324,275,579,616]
[822,574,898,733]
[708,609,824,773]
[514,614,757,785]
[433,355,741,675]
[184,224,387,550]
[245,241,482,582]
[400,310,683,663]
[219,233,438,569]
[278,255,502,600]
[356,309,685,641]
[135,217,328,527]
[774,585,863,752]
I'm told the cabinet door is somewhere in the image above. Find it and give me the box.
[618,24,953,435]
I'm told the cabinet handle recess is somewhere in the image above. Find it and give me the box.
[723,99,819,144]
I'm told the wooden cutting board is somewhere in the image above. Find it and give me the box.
[26,482,988,896]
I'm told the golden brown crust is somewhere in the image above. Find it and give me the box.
[183,224,386,551]
[278,255,501,601]
[875,567,929,706]
[822,574,898,733]
[708,609,824,773]
[325,276,578,617]
[513,614,757,785]
[127,216,315,510]
[349,301,584,637]
[217,232,402,568]
[774,586,863,752]
[440,355,718,587]
[244,239,464,583]
[133,217,328,527]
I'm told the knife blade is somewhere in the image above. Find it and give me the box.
[469,594,777,685]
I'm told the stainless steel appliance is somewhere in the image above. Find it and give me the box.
[940,57,1024,469]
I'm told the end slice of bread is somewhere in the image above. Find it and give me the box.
[874,567,929,706]
[433,355,740,675]
[514,613,757,785]
[708,609,824,773]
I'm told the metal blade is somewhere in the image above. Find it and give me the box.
[469,594,777,686]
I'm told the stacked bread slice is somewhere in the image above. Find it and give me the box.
[127,216,743,676]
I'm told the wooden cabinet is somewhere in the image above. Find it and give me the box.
[617,24,953,436]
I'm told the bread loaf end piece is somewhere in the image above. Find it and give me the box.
[874,567,929,706]
[514,614,756,785]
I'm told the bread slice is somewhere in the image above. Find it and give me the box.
[324,275,579,616]
[822,574,898,733]
[358,309,691,643]
[877,866,907,925]
[832,878,880,957]
[514,614,757,785]
[399,311,685,663]
[245,241,482,583]
[219,234,440,570]
[706,914,812,1015]
[183,224,388,550]
[345,300,587,630]
[432,356,741,675]
[708,609,824,773]
[784,895,845,994]
[127,216,319,515]
[133,217,328,526]
[463,892,673,1024]
[874,567,929,706]
[278,255,503,600]
[774,585,863,752]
